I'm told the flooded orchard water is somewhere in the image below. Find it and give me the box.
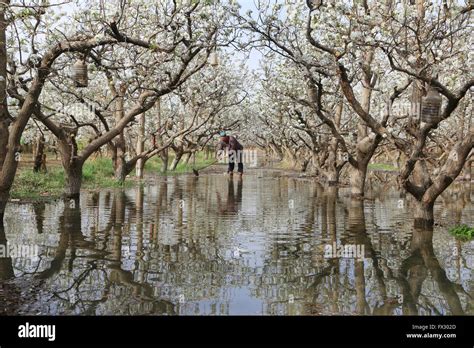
[0,170,472,315]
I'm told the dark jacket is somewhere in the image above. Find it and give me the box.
[219,136,243,151]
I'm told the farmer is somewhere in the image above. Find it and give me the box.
[217,131,243,179]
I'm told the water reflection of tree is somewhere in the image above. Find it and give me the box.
[0,220,17,314]
[5,177,472,315]
[344,198,393,315]
[36,196,99,279]
[325,196,469,315]
[34,178,246,314]
[256,181,340,315]
[0,220,14,280]
[397,227,467,315]
[256,184,470,315]
[33,202,46,235]
[25,192,176,314]
[440,183,471,225]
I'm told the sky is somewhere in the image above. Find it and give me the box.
[61,0,266,72]
[235,0,265,72]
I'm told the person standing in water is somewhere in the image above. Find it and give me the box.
[217,131,243,179]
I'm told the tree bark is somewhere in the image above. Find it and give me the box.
[109,143,117,170]
[183,152,193,165]
[326,169,340,186]
[114,151,127,182]
[64,161,84,199]
[113,84,127,182]
[159,149,169,173]
[351,47,376,198]
[170,149,183,171]
[350,164,368,198]
[135,113,145,179]
[412,200,434,229]
[0,1,11,222]
[0,190,8,224]
[57,132,83,199]
[0,1,9,173]
[33,134,46,172]
[324,134,343,185]
[269,141,283,161]
[301,158,310,172]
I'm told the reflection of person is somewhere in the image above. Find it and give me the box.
[217,131,243,179]
[217,179,243,215]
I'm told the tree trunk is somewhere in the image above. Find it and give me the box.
[33,134,46,172]
[183,152,192,165]
[413,200,434,229]
[301,158,310,172]
[348,47,375,199]
[136,155,145,179]
[114,134,127,182]
[0,1,9,173]
[269,142,283,161]
[170,151,183,171]
[113,88,127,182]
[325,101,343,185]
[466,159,472,182]
[57,131,85,199]
[311,150,321,176]
[0,190,8,223]
[64,161,83,199]
[284,147,297,169]
[350,164,368,198]
[160,149,169,173]
[135,113,145,179]
[109,143,117,165]
[324,137,339,185]
[326,169,339,186]
[0,1,11,223]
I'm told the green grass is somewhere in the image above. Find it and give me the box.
[11,157,130,200]
[82,158,132,190]
[11,152,216,200]
[368,163,398,171]
[145,152,216,175]
[82,157,115,179]
[11,167,66,199]
[449,224,474,241]
[144,156,165,172]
